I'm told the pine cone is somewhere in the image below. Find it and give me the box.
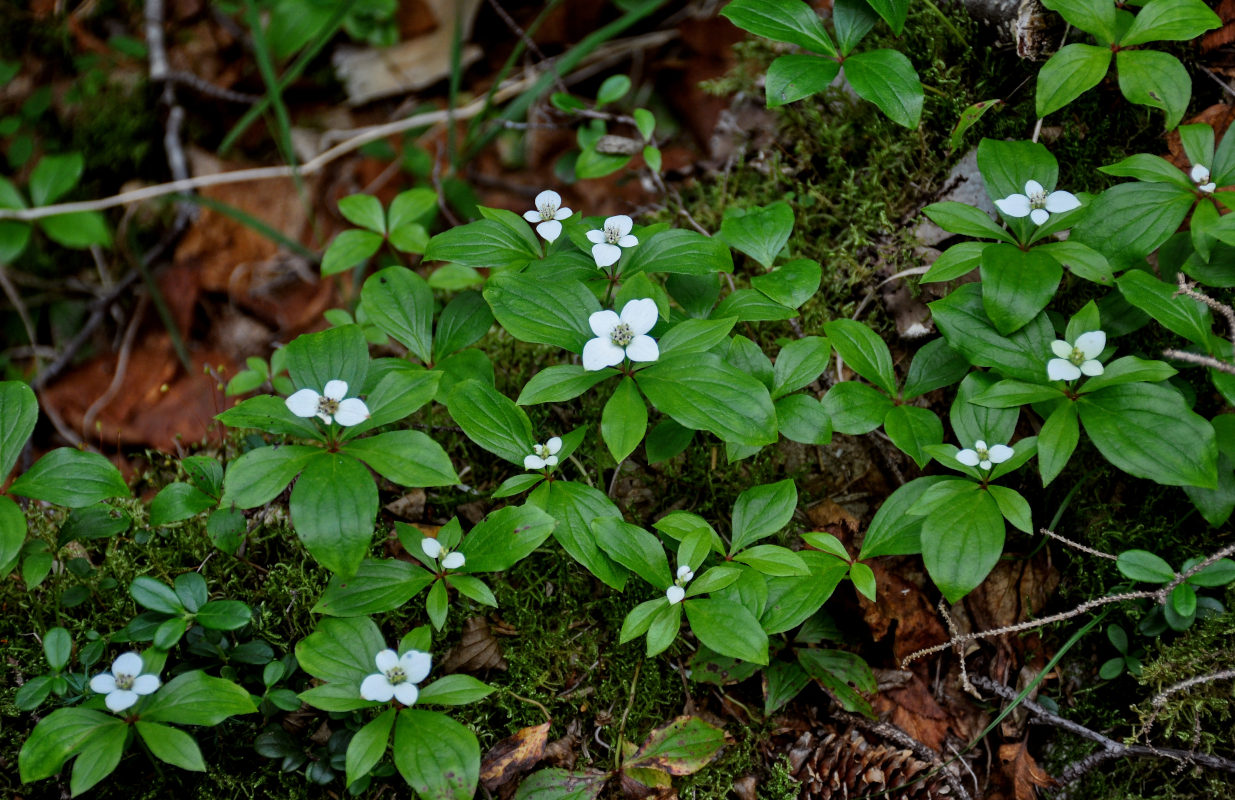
[787,728,952,799]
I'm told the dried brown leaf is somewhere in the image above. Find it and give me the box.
[440,616,507,673]
[999,739,1055,800]
[481,721,551,791]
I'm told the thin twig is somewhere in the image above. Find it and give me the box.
[972,676,1235,783]
[81,295,148,433]
[1161,349,1235,375]
[1200,65,1235,100]
[1140,668,1235,741]
[1041,527,1117,560]
[0,264,40,370]
[1175,272,1235,347]
[939,599,977,696]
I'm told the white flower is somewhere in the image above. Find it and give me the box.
[1048,331,1106,381]
[442,551,465,570]
[522,190,572,242]
[586,215,638,267]
[285,379,370,426]
[582,299,659,371]
[676,565,694,583]
[666,563,693,604]
[524,437,562,470]
[422,537,443,559]
[89,652,160,712]
[666,585,685,604]
[1191,164,1216,193]
[994,179,1081,226]
[956,440,1014,471]
[359,647,431,705]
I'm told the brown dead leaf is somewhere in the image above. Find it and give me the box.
[998,739,1055,800]
[618,768,675,800]
[732,775,758,800]
[384,488,426,520]
[859,560,948,665]
[481,722,551,791]
[543,718,584,769]
[870,671,951,752]
[1202,0,1235,50]
[806,499,860,548]
[440,616,507,673]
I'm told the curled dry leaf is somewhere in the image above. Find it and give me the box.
[480,721,550,791]
[998,739,1056,800]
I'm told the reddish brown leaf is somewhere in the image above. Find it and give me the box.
[999,739,1056,800]
[481,721,550,791]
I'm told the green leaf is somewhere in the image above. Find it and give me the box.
[626,716,728,775]
[425,219,540,271]
[9,448,128,508]
[859,476,954,558]
[1170,583,1197,617]
[981,244,1062,335]
[1098,153,1193,190]
[1117,270,1211,345]
[824,319,896,394]
[902,338,970,400]
[921,483,1005,602]
[418,674,495,706]
[142,670,257,725]
[283,324,369,403]
[0,381,38,479]
[130,575,184,614]
[0,219,31,262]
[731,479,797,553]
[30,152,83,205]
[219,445,318,509]
[343,367,440,438]
[923,241,987,282]
[518,364,612,405]
[342,430,458,487]
[322,229,383,275]
[361,266,434,363]
[296,616,387,684]
[1078,355,1176,394]
[314,558,435,616]
[921,203,1014,243]
[215,394,321,438]
[863,0,908,32]
[484,272,599,352]
[634,108,656,140]
[338,194,385,234]
[1080,382,1217,488]
[732,544,809,576]
[195,600,252,630]
[601,377,647,463]
[833,0,878,53]
[150,482,216,526]
[843,49,923,129]
[721,0,837,55]
[883,405,944,468]
[972,380,1067,408]
[1035,43,1112,118]
[1036,240,1114,286]
[1071,182,1195,270]
[1116,50,1190,130]
[952,373,1019,447]
[797,649,876,716]
[1188,557,1235,586]
[1117,549,1175,583]
[646,419,695,463]
[346,709,396,786]
[0,495,24,575]
[1037,400,1079,486]
[69,724,127,796]
[751,258,821,308]
[455,505,554,573]
[685,598,769,664]
[636,353,778,447]
[988,485,1032,533]
[19,707,118,783]
[772,336,831,398]
[775,394,832,445]
[657,317,736,359]
[948,99,1002,153]
[596,73,632,105]
[1041,0,1117,42]
[594,517,672,588]
[821,381,892,434]
[929,283,1051,382]
[711,288,797,321]
[136,721,206,771]
[43,627,71,671]
[448,379,533,466]
[289,452,378,577]
[528,481,627,590]
[717,202,794,268]
[1120,0,1219,46]
[387,188,438,231]
[977,138,1060,208]
[434,291,493,359]
[393,709,480,800]
[766,54,840,107]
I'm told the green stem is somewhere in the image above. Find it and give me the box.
[918,0,967,47]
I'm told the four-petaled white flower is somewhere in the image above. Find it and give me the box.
[583,299,659,371]
[359,647,431,705]
[995,180,1081,226]
[421,537,465,569]
[522,190,572,242]
[586,215,638,267]
[525,437,562,470]
[957,440,1014,471]
[667,564,694,605]
[90,652,160,712]
[286,380,370,426]
[1191,164,1216,193]
[1048,330,1106,381]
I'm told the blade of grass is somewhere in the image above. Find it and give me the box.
[222,2,351,156]
[242,0,301,193]
[446,3,465,172]
[465,0,671,161]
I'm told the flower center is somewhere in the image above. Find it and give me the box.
[317,396,340,416]
[538,203,557,221]
[114,672,135,691]
[1068,346,1087,366]
[610,323,634,347]
[533,443,550,457]
[604,224,622,244]
[1027,188,1046,209]
[975,445,990,461]
[385,666,407,685]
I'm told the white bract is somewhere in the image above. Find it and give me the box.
[586,215,638,267]
[667,564,693,605]
[286,379,370,426]
[422,538,465,569]
[1048,331,1106,381]
[359,647,431,705]
[442,551,466,570]
[525,437,562,470]
[522,190,572,242]
[583,298,659,371]
[994,179,1081,226]
[957,440,1014,471]
[90,652,160,712]
[421,538,443,559]
[1191,164,1217,193]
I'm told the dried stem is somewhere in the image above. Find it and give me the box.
[1174,273,1235,346]
[1041,527,1117,560]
